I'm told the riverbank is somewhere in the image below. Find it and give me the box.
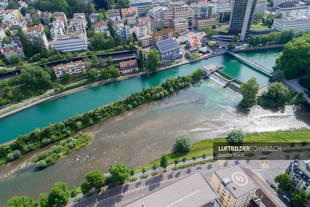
[0,51,220,121]
[234,44,285,52]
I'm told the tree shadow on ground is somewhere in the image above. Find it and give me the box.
[145,174,163,191]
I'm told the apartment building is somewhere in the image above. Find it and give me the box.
[254,0,267,15]
[287,160,310,194]
[129,0,153,17]
[138,27,174,48]
[93,21,108,34]
[119,59,139,74]
[51,12,67,26]
[26,24,49,48]
[210,166,258,207]
[50,19,66,40]
[68,13,87,34]
[134,16,152,38]
[1,9,23,24]
[192,3,216,19]
[108,9,121,21]
[162,2,193,33]
[52,60,86,79]
[52,33,88,52]
[147,6,164,30]
[121,7,138,26]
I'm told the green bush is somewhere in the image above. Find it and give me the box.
[300,77,310,90]
[151,171,158,176]
[226,130,245,145]
[174,134,192,153]
[140,174,148,179]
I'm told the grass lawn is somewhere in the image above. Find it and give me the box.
[250,24,270,30]
[217,25,229,30]
[134,129,310,172]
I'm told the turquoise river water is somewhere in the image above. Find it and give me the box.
[0,50,280,143]
[1,49,309,206]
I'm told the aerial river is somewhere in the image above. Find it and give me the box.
[1,49,309,205]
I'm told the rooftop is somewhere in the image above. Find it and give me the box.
[155,38,179,53]
[126,173,219,207]
[151,28,174,37]
[121,7,138,17]
[214,166,258,199]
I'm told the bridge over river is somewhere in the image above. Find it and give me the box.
[226,50,273,78]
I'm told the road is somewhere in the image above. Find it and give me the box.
[69,159,290,207]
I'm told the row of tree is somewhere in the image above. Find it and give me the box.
[248,30,297,47]
[0,74,195,164]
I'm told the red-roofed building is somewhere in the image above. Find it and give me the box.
[119,59,139,74]
[26,24,49,49]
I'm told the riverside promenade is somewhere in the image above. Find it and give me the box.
[69,158,287,207]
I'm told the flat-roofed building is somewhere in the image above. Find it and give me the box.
[210,166,258,207]
[52,33,88,52]
[173,17,188,33]
[129,0,153,17]
[196,18,219,31]
[272,17,310,33]
[93,21,109,34]
[126,173,220,207]
[138,27,174,48]
[147,6,165,30]
[52,60,86,79]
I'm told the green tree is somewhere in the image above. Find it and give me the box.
[106,56,113,65]
[142,167,146,174]
[109,162,130,185]
[160,154,168,170]
[20,65,52,90]
[38,193,49,207]
[100,68,110,79]
[174,134,192,153]
[191,68,204,82]
[258,82,290,108]
[226,130,245,145]
[182,157,187,163]
[239,78,259,108]
[274,173,291,192]
[80,170,105,194]
[227,43,235,50]
[7,196,36,207]
[138,49,144,70]
[291,190,309,207]
[130,169,135,177]
[9,55,21,65]
[273,34,310,79]
[204,26,213,38]
[174,159,179,166]
[146,49,161,72]
[48,182,70,207]
[2,35,10,44]
[87,68,99,82]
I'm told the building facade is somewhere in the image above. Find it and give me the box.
[121,7,138,26]
[138,27,174,48]
[229,0,257,40]
[134,16,152,38]
[119,59,139,74]
[26,24,49,49]
[108,9,121,21]
[52,60,86,79]
[147,6,164,30]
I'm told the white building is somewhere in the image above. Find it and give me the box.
[272,0,295,8]
[129,0,153,17]
[272,16,310,33]
[2,9,23,24]
[108,9,121,21]
[26,24,49,49]
[68,13,87,34]
[254,0,267,15]
[134,16,152,38]
[93,21,109,34]
[147,6,164,30]
[52,33,88,52]
[50,18,66,40]
[52,60,86,79]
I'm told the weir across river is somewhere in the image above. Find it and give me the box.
[226,50,273,78]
